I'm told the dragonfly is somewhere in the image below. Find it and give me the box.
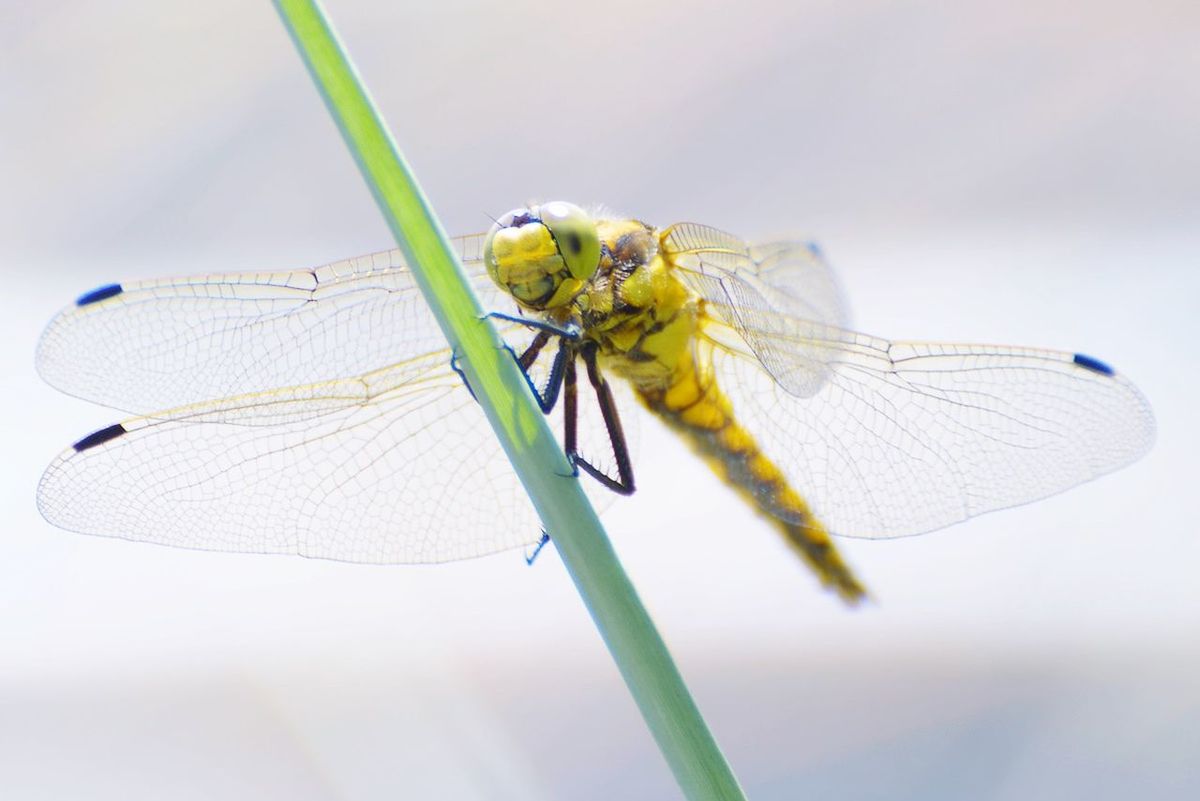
[36,202,1155,602]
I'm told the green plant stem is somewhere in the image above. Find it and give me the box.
[272,2,747,798]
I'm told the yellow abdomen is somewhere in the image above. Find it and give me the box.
[580,228,866,602]
[636,346,867,602]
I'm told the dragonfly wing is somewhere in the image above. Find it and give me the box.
[663,223,849,398]
[36,235,516,413]
[37,353,551,562]
[699,316,1155,539]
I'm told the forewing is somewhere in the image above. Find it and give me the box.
[663,223,849,398]
[700,316,1155,539]
[37,353,551,562]
[36,235,515,413]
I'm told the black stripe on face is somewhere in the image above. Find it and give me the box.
[73,423,127,452]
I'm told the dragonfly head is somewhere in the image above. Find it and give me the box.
[484,201,601,311]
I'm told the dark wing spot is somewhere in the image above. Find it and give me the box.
[72,423,127,452]
[76,283,123,306]
[1073,353,1115,376]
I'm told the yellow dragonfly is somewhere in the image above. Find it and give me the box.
[37,202,1155,602]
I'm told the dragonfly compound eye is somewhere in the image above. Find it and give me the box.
[538,201,601,283]
[483,201,599,311]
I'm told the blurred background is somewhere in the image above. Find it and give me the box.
[1,1,1196,798]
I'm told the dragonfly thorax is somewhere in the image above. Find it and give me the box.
[483,201,601,311]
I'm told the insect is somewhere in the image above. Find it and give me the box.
[37,202,1154,602]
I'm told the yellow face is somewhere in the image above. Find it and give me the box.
[483,201,601,311]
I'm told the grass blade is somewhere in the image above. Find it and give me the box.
[272,2,747,797]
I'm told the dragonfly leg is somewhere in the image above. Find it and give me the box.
[507,334,569,414]
[524,531,551,565]
[562,354,582,479]
[537,339,570,413]
[453,335,565,413]
[485,311,580,340]
[489,313,576,413]
[449,347,477,402]
[566,343,636,496]
[517,329,552,370]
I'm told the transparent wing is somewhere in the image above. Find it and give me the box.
[36,235,517,413]
[695,313,1155,539]
[38,260,629,560]
[663,223,849,399]
[36,353,557,562]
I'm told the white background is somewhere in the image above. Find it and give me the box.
[1,1,1196,799]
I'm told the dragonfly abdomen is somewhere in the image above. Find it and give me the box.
[638,358,867,603]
